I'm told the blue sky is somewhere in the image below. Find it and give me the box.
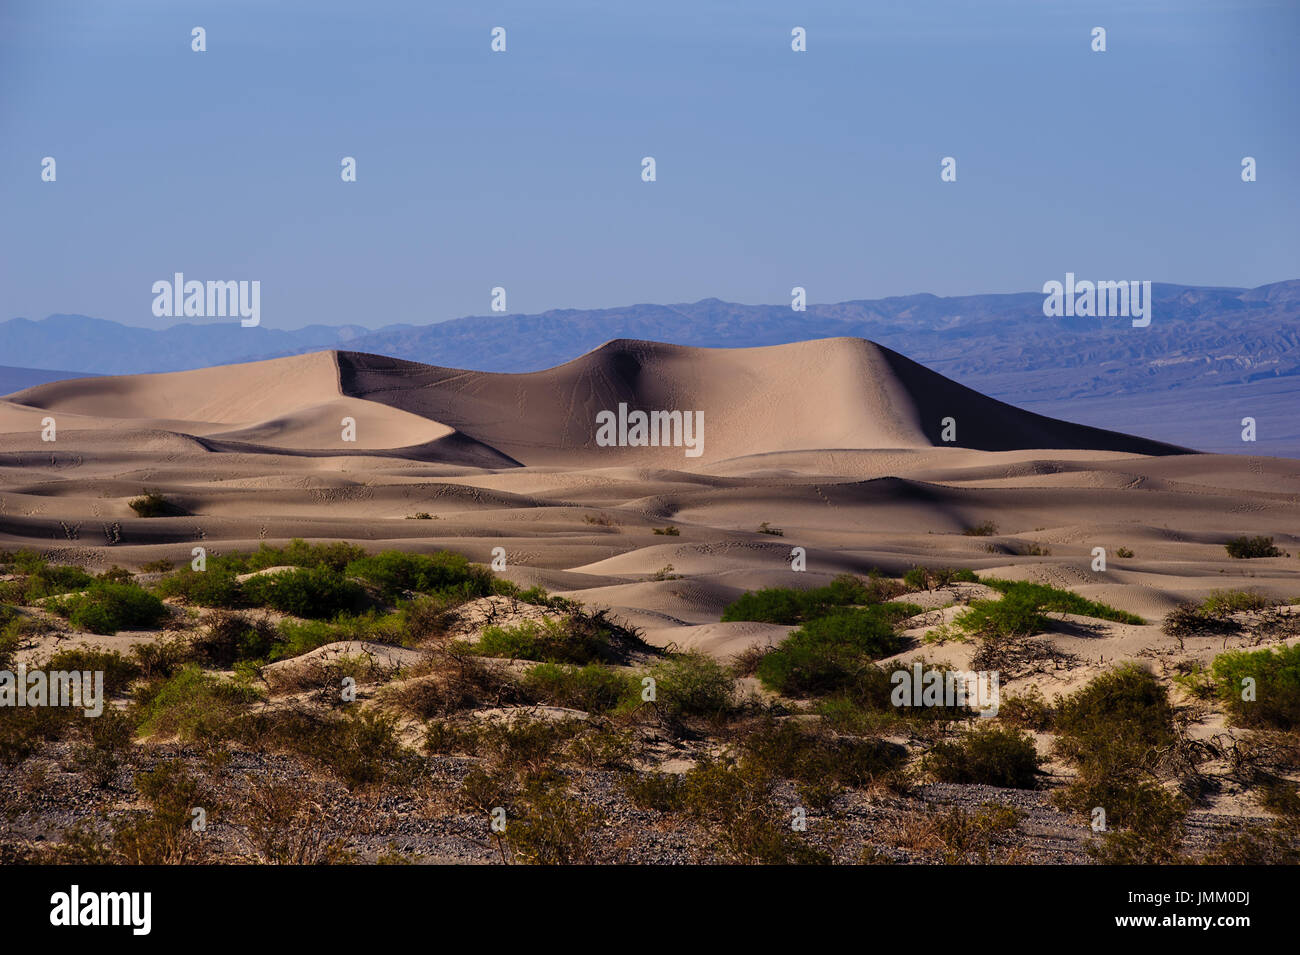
[1,0,1296,330]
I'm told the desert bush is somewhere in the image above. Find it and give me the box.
[1084,781,1189,863]
[48,580,167,634]
[132,636,197,681]
[923,724,1042,788]
[0,696,77,766]
[191,611,280,666]
[722,574,917,625]
[71,706,136,788]
[111,763,205,864]
[1200,589,1273,615]
[741,718,907,807]
[241,567,367,618]
[400,593,464,641]
[756,608,909,697]
[522,663,640,713]
[980,579,1143,624]
[757,521,784,536]
[1115,546,1134,558]
[134,665,261,741]
[1054,664,1175,770]
[1225,536,1282,559]
[240,778,348,864]
[963,520,998,537]
[237,539,367,573]
[903,566,979,591]
[652,526,680,536]
[45,646,140,695]
[473,609,643,665]
[152,566,245,607]
[344,550,493,600]
[648,652,737,723]
[955,592,1048,640]
[16,560,94,603]
[995,686,1053,730]
[1161,602,1241,640]
[504,780,604,865]
[127,490,184,518]
[395,651,523,718]
[239,707,416,789]
[1211,644,1300,731]
[1051,664,1186,843]
[673,759,831,864]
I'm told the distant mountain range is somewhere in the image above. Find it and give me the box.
[2,279,1297,456]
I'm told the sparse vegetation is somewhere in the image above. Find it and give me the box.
[924,724,1042,788]
[962,520,998,537]
[1211,644,1300,731]
[47,580,168,634]
[128,489,184,518]
[1225,535,1282,559]
[722,574,915,625]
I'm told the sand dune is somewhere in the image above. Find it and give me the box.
[335,339,1184,465]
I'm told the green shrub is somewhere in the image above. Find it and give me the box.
[236,539,367,573]
[954,592,1048,639]
[48,581,168,634]
[652,526,680,536]
[1211,644,1300,730]
[740,718,907,806]
[722,574,915,625]
[191,611,281,667]
[957,579,1143,638]
[344,550,493,600]
[1225,536,1282,559]
[522,663,640,713]
[45,647,140,695]
[756,608,908,697]
[1054,664,1175,770]
[1200,590,1273,615]
[649,652,736,723]
[474,614,620,665]
[134,665,261,741]
[21,562,95,603]
[1050,664,1181,837]
[153,566,244,607]
[241,567,367,618]
[504,781,604,864]
[924,724,1042,788]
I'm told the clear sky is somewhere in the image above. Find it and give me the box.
[1,0,1296,330]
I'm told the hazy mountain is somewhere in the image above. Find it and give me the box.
[2,280,1296,456]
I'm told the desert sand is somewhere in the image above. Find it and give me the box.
[0,337,1295,665]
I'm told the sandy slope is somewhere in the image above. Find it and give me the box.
[0,338,1295,664]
